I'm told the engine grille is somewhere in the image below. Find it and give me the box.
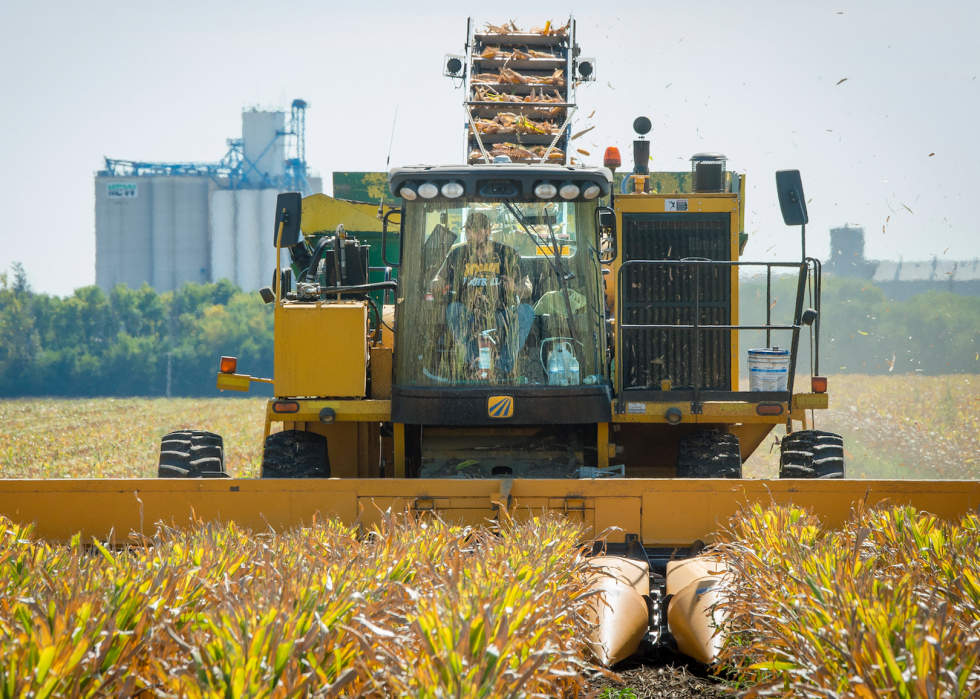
[620,213,731,390]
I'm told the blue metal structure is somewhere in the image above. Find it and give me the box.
[99,100,313,194]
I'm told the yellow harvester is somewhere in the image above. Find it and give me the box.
[3,19,977,666]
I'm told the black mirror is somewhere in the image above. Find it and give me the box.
[273,192,303,248]
[775,170,808,226]
[801,308,818,326]
[595,206,617,263]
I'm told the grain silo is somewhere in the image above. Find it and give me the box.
[209,188,280,292]
[95,99,319,294]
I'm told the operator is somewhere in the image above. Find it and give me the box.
[430,211,534,374]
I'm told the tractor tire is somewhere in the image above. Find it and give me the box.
[158,430,227,478]
[676,431,742,478]
[261,430,330,479]
[779,430,845,479]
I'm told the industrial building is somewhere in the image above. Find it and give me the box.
[824,224,980,300]
[95,100,321,294]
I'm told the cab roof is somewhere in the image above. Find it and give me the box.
[388,163,613,201]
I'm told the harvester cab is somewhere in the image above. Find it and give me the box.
[387,165,613,479]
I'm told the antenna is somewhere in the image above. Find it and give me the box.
[385,106,399,171]
[379,106,399,219]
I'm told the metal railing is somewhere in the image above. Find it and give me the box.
[614,259,821,414]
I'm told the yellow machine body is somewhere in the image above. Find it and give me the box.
[3,477,978,545]
[300,193,397,236]
[274,301,368,398]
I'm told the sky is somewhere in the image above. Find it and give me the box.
[1,0,977,296]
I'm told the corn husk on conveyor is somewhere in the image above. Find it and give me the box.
[449,18,594,165]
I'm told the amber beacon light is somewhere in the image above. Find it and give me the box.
[603,147,622,170]
[219,356,238,374]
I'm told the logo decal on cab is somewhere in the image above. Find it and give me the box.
[487,395,514,418]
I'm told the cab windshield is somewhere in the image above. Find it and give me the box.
[395,199,605,387]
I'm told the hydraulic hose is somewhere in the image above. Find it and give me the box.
[300,236,332,282]
[333,236,343,296]
[323,281,397,295]
[620,173,637,194]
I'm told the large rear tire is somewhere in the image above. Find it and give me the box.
[779,430,845,479]
[158,430,227,478]
[261,430,330,479]
[676,431,742,478]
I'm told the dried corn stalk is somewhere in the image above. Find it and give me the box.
[0,511,600,698]
[470,143,566,163]
[472,113,560,135]
[713,503,980,697]
[480,46,558,61]
[472,68,565,87]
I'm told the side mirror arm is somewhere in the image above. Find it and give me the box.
[382,208,401,268]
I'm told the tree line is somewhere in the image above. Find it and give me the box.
[739,274,980,375]
[1,264,978,397]
[0,264,273,397]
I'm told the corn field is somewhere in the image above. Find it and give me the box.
[742,374,980,479]
[2,381,979,696]
[0,398,269,479]
[715,503,980,698]
[3,502,980,697]
[3,375,976,481]
[0,510,599,698]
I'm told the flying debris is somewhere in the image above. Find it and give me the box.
[836,78,848,85]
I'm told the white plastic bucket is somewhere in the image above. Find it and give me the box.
[748,348,791,391]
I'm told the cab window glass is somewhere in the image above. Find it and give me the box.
[395,200,605,387]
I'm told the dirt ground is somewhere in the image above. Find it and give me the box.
[588,650,729,698]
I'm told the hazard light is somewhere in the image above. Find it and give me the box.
[603,147,622,169]
[272,401,300,414]
[812,376,828,393]
[220,356,237,374]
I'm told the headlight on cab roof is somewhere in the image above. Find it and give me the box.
[441,181,464,198]
[558,182,581,200]
[583,184,602,199]
[534,182,557,199]
[417,182,439,199]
